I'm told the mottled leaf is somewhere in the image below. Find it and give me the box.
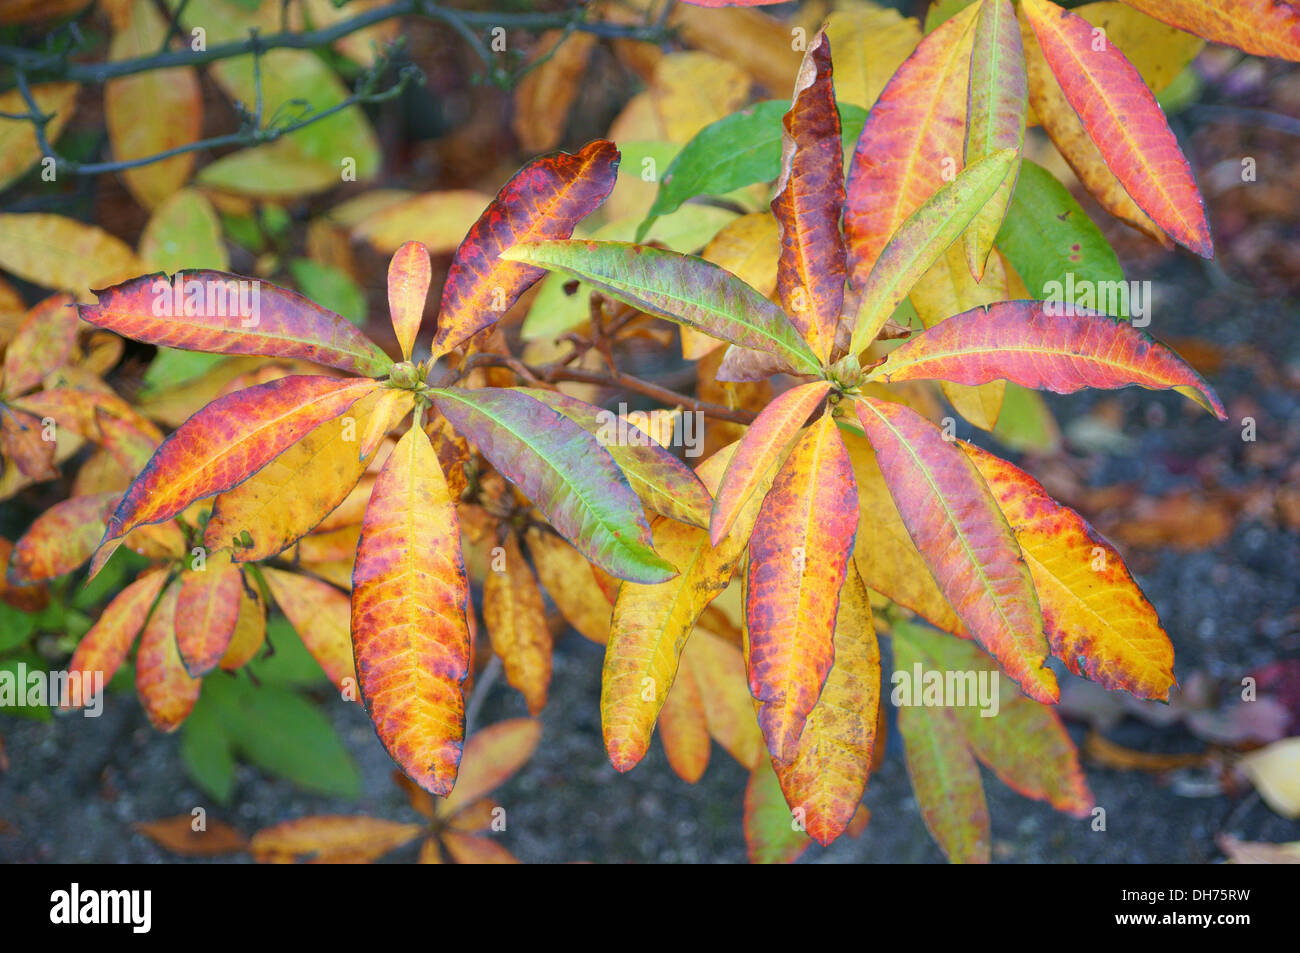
[351,425,471,795]
[434,140,619,356]
[78,272,392,376]
[854,397,1055,702]
[431,386,675,584]
[873,300,1227,418]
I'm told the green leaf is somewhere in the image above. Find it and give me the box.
[0,653,52,721]
[0,603,36,652]
[431,386,677,584]
[246,616,330,688]
[202,674,360,798]
[638,100,867,239]
[287,258,367,326]
[521,205,739,341]
[503,240,821,375]
[990,382,1062,454]
[995,159,1125,314]
[926,0,977,32]
[743,758,810,864]
[141,348,229,396]
[180,691,237,803]
[850,148,1019,354]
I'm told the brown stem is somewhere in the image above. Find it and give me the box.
[453,352,757,424]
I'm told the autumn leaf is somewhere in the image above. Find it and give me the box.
[104,0,201,209]
[525,527,611,644]
[351,424,471,796]
[63,568,169,708]
[1118,0,1300,62]
[892,618,1091,862]
[746,413,858,762]
[521,387,713,530]
[0,214,139,299]
[1019,8,1167,245]
[101,375,378,550]
[770,30,845,364]
[962,443,1174,700]
[204,387,411,562]
[871,300,1227,419]
[854,397,1056,703]
[250,816,422,863]
[438,718,542,818]
[6,492,119,583]
[434,140,619,356]
[711,380,830,546]
[135,581,201,732]
[431,386,675,583]
[2,293,80,396]
[962,0,1026,279]
[79,272,393,377]
[658,651,711,783]
[503,240,821,376]
[841,427,965,634]
[0,83,77,193]
[772,559,880,846]
[844,2,979,279]
[484,533,553,715]
[263,567,358,699]
[601,516,745,772]
[387,241,431,362]
[847,148,1018,354]
[175,549,243,677]
[134,816,247,856]
[1022,0,1211,256]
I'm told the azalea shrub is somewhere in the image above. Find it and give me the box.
[0,0,1291,863]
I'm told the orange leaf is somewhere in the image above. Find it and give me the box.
[434,140,619,356]
[658,653,711,783]
[440,831,521,864]
[771,30,845,363]
[1022,0,1211,256]
[203,386,409,562]
[438,718,542,818]
[854,397,1056,703]
[711,380,831,546]
[250,816,421,863]
[1120,0,1300,62]
[773,560,880,846]
[483,533,553,715]
[844,3,978,281]
[135,581,201,731]
[962,443,1174,700]
[874,299,1227,419]
[7,492,118,583]
[175,549,242,677]
[352,424,471,795]
[219,585,267,671]
[1019,9,1167,245]
[386,241,431,362]
[64,567,169,708]
[263,567,358,699]
[2,293,79,396]
[746,413,858,762]
[134,816,247,856]
[103,375,378,545]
